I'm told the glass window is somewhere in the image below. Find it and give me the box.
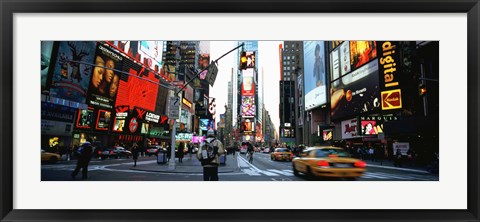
[292,55,295,59]
[315,149,351,158]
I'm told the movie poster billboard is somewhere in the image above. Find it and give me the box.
[350,41,377,69]
[303,41,327,110]
[331,60,380,120]
[86,43,124,109]
[76,108,94,129]
[360,120,384,135]
[95,110,112,130]
[113,106,129,132]
[241,119,254,132]
[241,96,255,117]
[41,41,55,91]
[50,41,96,104]
[116,59,159,112]
[341,118,358,139]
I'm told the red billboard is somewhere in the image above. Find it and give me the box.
[115,59,159,111]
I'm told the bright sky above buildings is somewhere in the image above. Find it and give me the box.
[210,41,281,135]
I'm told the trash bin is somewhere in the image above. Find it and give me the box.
[219,154,226,165]
[157,149,167,164]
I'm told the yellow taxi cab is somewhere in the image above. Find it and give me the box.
[270,148,294,161]
[41,149,61,164]
[292,146,366,180]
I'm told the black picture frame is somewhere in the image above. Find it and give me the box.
[1,0,479,221]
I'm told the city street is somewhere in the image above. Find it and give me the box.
[42,153,439,181]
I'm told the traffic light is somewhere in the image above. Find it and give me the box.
[240,51,247,70]
[419,83,427,96]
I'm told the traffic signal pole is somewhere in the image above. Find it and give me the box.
[168,43,244,170]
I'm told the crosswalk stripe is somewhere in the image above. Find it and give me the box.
[259,170,280,176]
[267,169,293,176]
[242,169,261,176]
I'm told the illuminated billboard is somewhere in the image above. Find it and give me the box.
[112,106,129,132]
[241,96,255,117]
[350,41,377,69]
[241,77,255,96]
[95,110,112,130]
[50,41,96,104]
[331,60,380,120]
[76,108,94,129]
[241,119,254,132]
[138,41,163,70]
[246,51,256,69]
[303,41,327,110]
[87,43,124,109]
[116,59,159,111]
[322,129,333,141]
[199,119,214,131]
[341,118,358,139]
[360,120,384,135]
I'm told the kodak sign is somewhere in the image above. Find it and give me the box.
[378,41,402,110]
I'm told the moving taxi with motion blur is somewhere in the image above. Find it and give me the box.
[41,149,61,164]
[271,148,294,161]
[292,146,367,180]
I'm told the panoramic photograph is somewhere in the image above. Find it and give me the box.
[40,40,439,181]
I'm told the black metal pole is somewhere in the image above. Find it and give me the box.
[174,43,244,95]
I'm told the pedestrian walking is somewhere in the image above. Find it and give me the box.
[166,144,171,162]
[197,130,225,181]
[71,138,93,180]
[177,142,185,163]
[394,148,403,167]
[132,142,139,167]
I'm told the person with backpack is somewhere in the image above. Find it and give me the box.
[71,138,93,179]
[197,129,225,181]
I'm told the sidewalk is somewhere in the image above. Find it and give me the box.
[129,154,240,174]
[364,159,433,174]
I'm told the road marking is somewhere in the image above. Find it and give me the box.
[267,169,293,176]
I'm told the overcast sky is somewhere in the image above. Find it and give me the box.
[210,41,282,135]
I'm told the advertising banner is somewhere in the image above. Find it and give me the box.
[241,119,254,132]
[241,96,255,117]
[322,128,333,141]
[76,108,94,129]
[94,110,111,131]
[176,133,193,141]
[50,41,96,104]
[297,74,304,126]
[341,118,358,139]
[241,76,255,96]
[116,59,159,112]
[138,41,163,70]
[41,41,55,91]
[339,41,351,76]
[87,43,124,109]
[199,119,214,131]
[41,120,73,136]
[112,106,129,132]
[350,41,377,69]
[330,47,340,83]
[140,123,150,135]
[393,142,410,155]
[246,51,256,69]
[145,111,160,123]
[377,41,403,111]
[331,60,380,120]
[41,102,76,122]
[303,41,327,110]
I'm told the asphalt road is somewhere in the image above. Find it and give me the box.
[41,153,439,181]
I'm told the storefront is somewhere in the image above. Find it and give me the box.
[41,102,77,153]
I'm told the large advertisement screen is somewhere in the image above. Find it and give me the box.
[241,96,255,117]
[87,43,124,109]
[199,119,214,131]
[116,59,159,111]
[241,77,255,96]
[350,41,377,69]
[50,41,96,104]
[241,119,254,132]
[330,60,380,120]
[360,120,384,135]
[341,118,358,139]
[138,41,163,70]
[112,106,129,132]
[303,41,327,110]
[76,108,94,129]
[246,51,256,69]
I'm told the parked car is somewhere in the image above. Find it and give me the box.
[146,145,165,157]
[271,148,294,161]
[41,149,61,164]
[292,146,367,180]
[113,146,132,158]
[98,147,116,160]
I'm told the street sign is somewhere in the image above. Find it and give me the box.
[168,96,180,119]
[207,61,218,87]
